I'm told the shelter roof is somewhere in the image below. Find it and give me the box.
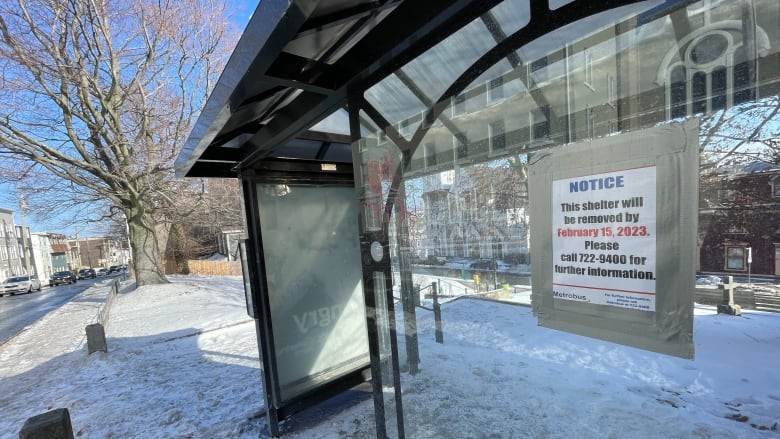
[176,0,470,177]
[176,0,657,178]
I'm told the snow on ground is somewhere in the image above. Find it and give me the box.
[0,276,778,438]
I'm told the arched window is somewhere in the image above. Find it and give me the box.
[657,22,771,117]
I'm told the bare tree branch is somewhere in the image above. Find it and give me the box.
[0,0,238,285]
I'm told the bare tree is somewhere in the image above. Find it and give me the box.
[0,0,238,285]
[700,96,780,169]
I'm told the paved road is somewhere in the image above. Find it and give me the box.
[0,277,102,346]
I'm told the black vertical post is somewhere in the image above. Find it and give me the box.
[493,257,498,290]
[240,173,281,437]
[433,281,443,344]
[349,104,389,439]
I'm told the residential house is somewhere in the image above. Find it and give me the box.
[699,161,780,275]
[0,208,23,280]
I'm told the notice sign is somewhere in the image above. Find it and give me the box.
[552,166,657,311]
[530,120,698,359]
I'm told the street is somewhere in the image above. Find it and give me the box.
[0,277,101,346]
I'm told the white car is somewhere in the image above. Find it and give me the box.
[1,275,42,296]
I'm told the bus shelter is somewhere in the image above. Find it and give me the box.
[176,0,780,437]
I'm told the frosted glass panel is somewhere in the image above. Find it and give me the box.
[257,184,369,401]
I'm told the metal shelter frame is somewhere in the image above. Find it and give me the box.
[175,0,767,437]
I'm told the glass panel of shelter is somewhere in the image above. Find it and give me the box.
[352,0,779,437]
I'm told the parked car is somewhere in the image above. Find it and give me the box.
[109,264,130,273]
[469,259,497,270]
[50,270,77,286]
[1,275,42,296]
[97,268,109,277]
[77,268,97,279]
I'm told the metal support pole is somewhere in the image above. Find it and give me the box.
[493,257,498,290]
[433,281,443,344]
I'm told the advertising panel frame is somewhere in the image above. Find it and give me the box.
[239,160,371,436]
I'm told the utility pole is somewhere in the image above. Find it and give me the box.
[75,233,82,269]
[17,190,33,276]
[84,239,92,267]
[124,214,132,265]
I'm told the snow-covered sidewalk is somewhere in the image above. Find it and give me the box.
[0,279,118,375]
[0,275,778,438]
[0,276,264,438]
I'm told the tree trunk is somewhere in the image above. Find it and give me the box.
[171,223,190,275]
[127,209,168,286]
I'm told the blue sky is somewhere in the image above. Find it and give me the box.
[0,186,91,237]
[0,186,52,234]
[0,1,259,237]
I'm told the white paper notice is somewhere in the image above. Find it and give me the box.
[551,166,657,311]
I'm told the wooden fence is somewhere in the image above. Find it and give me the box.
[165,259,242,276]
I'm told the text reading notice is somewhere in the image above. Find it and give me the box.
[551,166,657,311]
